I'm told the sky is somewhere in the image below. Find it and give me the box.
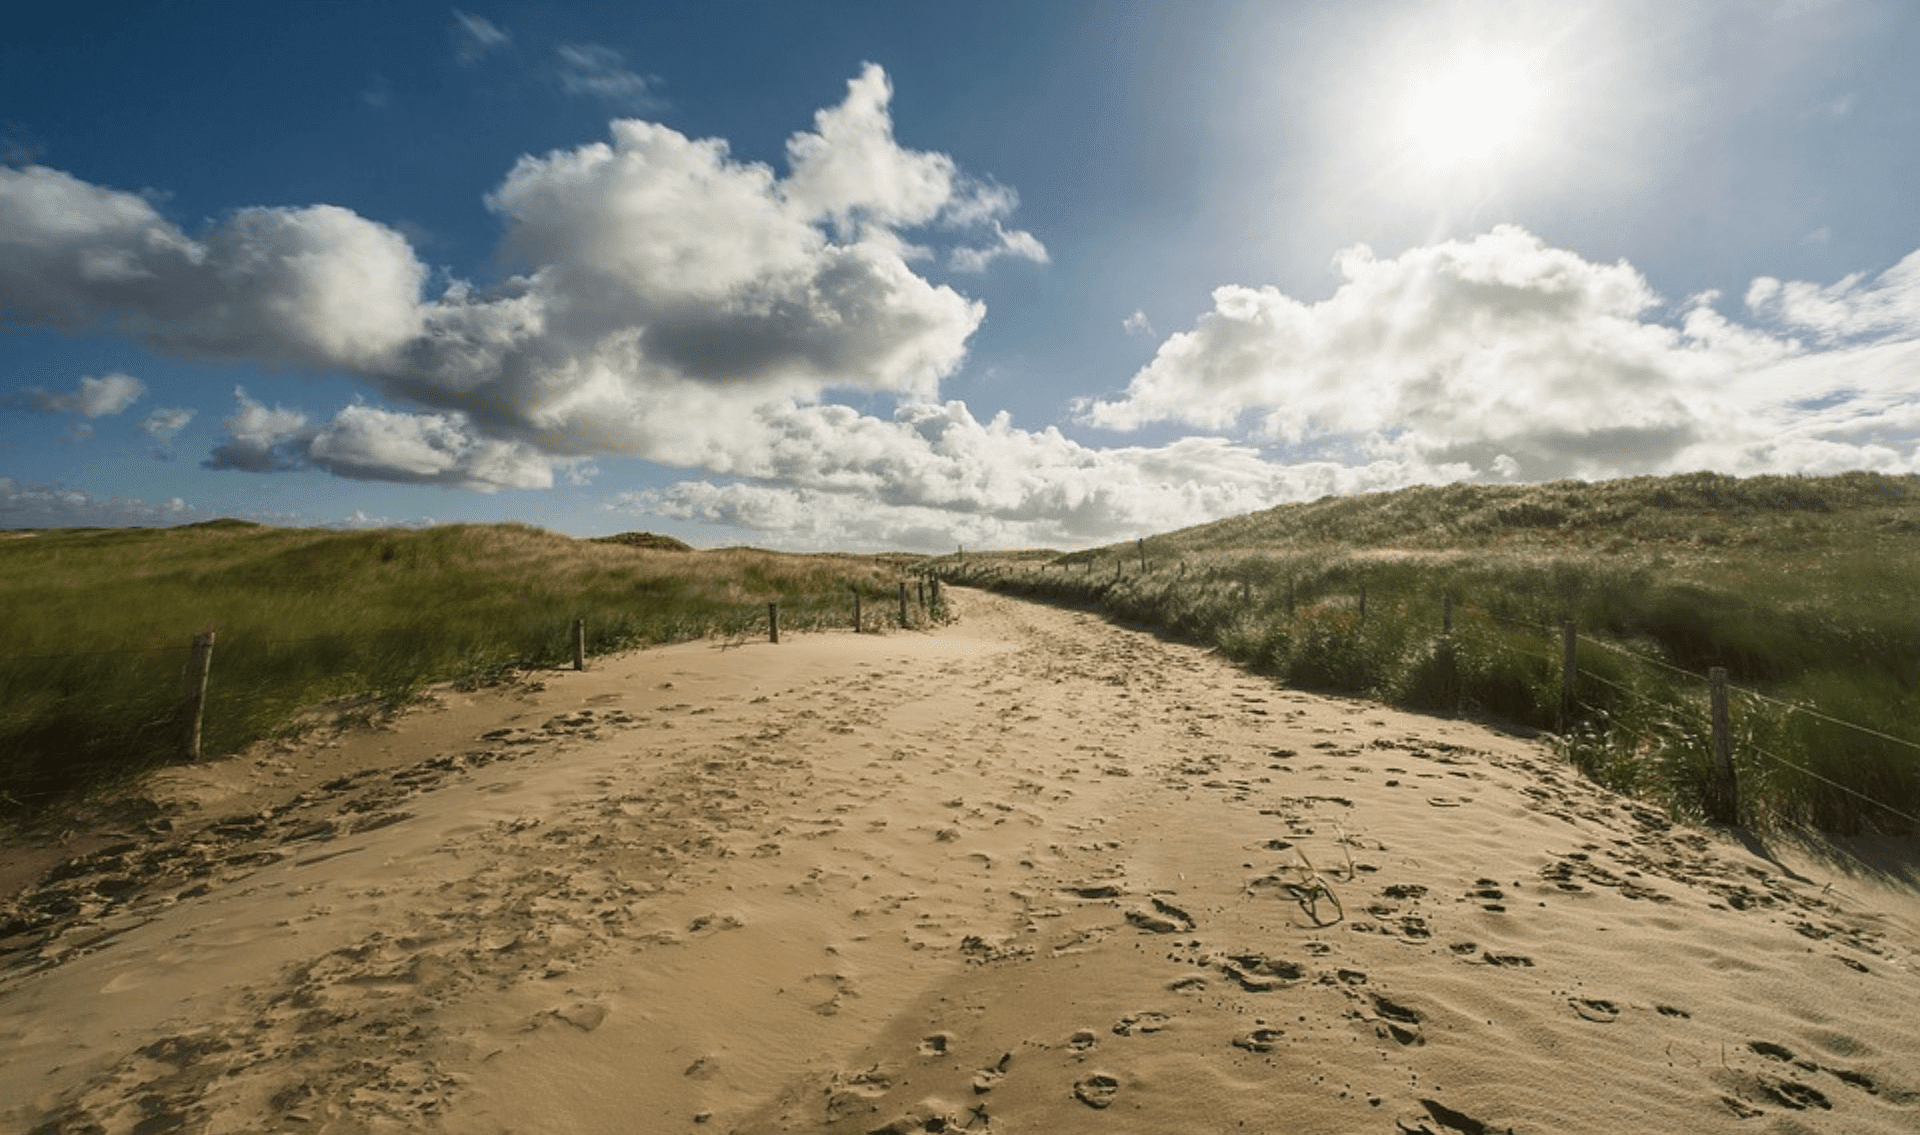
[3,0,1918,550]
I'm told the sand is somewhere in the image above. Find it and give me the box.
[2,587,1916,1134]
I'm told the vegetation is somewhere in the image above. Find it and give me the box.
[933,472,1920,835]
[0,522,931,815]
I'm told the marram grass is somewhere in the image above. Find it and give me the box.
[0,522,932,815]
[933,472,1920,836]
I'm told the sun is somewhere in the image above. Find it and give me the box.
[1398,51,1542,176]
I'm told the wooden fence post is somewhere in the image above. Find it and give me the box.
[1560,621,1577,728]
[184,631,214,761]
[1138,538,1147,572]
[899,581,909,627]
[573,617,586,671]
[1710,667,1738,825]
[769,602,780,644]
[931,578,942,609]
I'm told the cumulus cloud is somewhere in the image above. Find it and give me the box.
[0,166,427,370]
[1123,309,1154,337]
[0,68,1047,501]
[1081,225,1920,483]
[306,403,553,490]
[609,397,1448,550]
[200,388,553,491]
[203,387,312,473]
[6,371,145,416]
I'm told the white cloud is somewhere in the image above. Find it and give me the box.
[140,406,194,440]
[609,397,1452,551]
[1081,225,1920,483]
[1745,248,1920,344]
[1123,309,1154,337]
[0,476,211,528]
[203,387,312,472]
[0,69,1048,500]
[949,220,1049,273]
[555,43,657,108]
[453,10,510,65]
[6,371,145,416]
[0,166,427,370]
[200,389,552,491]
[306,403,553,491]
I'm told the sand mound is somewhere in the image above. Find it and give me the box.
[2,589,1915,1133]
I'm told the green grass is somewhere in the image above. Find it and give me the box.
[0,523,936,816]
[930,472,1920,835]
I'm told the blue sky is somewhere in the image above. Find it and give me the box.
[4,0,1918,549]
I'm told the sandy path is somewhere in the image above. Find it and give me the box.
[2,588,1916,1134]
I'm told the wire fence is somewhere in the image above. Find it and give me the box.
[1,580,951,809]
[934,560,1920,831]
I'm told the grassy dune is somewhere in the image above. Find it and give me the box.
[931,472,1920,835]
[0,522,929,814]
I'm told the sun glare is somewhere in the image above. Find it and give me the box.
[1399,52,1541,176]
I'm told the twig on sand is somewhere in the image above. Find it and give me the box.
[1282,848,1346,927]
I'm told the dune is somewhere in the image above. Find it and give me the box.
[2,588,1915,1134]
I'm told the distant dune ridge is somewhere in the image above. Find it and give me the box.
[0,590,1914,1132]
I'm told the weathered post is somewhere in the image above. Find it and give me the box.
[918,579,926,608]
[573,618,586,671]
[184,631,214,761]
[930,578,942,609]
[768,602,780,644]
[1560,622,1578,728]
[899,581,909,627]
[1710,667,1738,825]
[1138,538,1147,572]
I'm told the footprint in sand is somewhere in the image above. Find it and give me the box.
[918,1032,954,1057]
[1222,953,1306,992]
[1073,1073,1120,1109]
[1112,1011,1171,1036]
[1231,1027,1286,1053]
[1066,1028,1100,1052]
[970,1052,1012,1093]
[1570,998,1620,1023]
[1126,897,1195,934]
